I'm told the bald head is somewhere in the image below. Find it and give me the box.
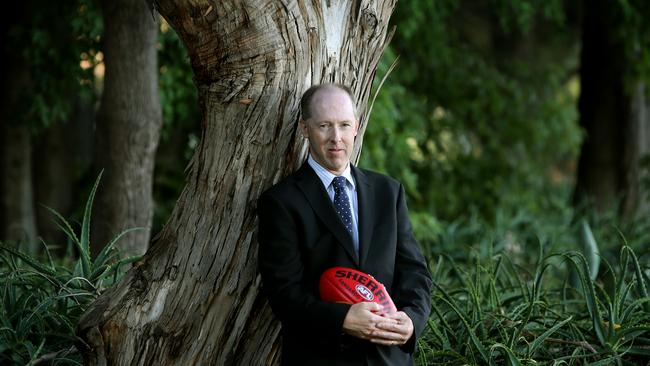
[298,83,360,175]
[300,83,357,121]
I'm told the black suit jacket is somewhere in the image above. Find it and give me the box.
[257,163,432,366]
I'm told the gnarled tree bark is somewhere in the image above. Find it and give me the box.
[77,1,396,364]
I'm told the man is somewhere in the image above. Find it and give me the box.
[257,83,432,365]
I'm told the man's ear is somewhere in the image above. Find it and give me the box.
[299,119,309,138]
[354,119,360,136]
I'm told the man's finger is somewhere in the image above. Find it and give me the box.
[369,338,400,346]
[369,329,403,341]
[368,332,407,345]
[382,310,408,321]
[369,336,401,345]
[363,301,383,311]
[376,321,407,334]
[361,301,393,317]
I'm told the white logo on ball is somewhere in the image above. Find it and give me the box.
[355,284,374,301]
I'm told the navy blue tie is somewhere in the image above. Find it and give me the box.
[332,176,353,235]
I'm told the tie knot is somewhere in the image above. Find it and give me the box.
[332,176,347,191]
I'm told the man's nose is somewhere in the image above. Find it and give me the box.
[330,127,342,142]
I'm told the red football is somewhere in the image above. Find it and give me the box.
[319,267,397,315]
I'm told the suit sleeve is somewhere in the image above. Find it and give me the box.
[256,191,351,337]
[392,184,433,353]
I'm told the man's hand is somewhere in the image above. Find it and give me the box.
[342,303,413,346]
[369,311,414,346]
[342,302,397,340]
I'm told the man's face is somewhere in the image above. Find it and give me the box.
[300,89,359,175]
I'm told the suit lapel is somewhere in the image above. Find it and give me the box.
[295,164,359,264]
[352,166,374,270]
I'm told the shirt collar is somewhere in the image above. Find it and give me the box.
[307,154,356,190]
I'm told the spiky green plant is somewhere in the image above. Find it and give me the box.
[416,238,650,365]
[0,172,142,365]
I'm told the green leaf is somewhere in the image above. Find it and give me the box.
[621,298,650,323]
[586,356,621,366]
[434,283,490,362]
[580,220,600,281]
[79,170,104,278]
[527,316,573,356]
[489,343,523,366]
[93,227,144,278]
[563,252,608,347]
[25,338,46,365]
[623,246,649,312]
[0,245,57,278]
[41,204,79,245]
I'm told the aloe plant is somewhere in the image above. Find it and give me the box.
[417,242,650,365]
[0,172,142,365]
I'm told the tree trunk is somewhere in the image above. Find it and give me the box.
[0,122,38,254]
[0,54,38,254]
[34,110,75,250]
[91,0,163,258]
[77,0,396,364]
[573,0,634,215]
[628,82,650,216]
[34,96,96,252]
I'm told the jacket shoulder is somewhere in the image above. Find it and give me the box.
[259,174,298,200]
[258,165,310,205]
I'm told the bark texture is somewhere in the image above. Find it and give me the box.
[91,0,163,258]
[78,0,396,365]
